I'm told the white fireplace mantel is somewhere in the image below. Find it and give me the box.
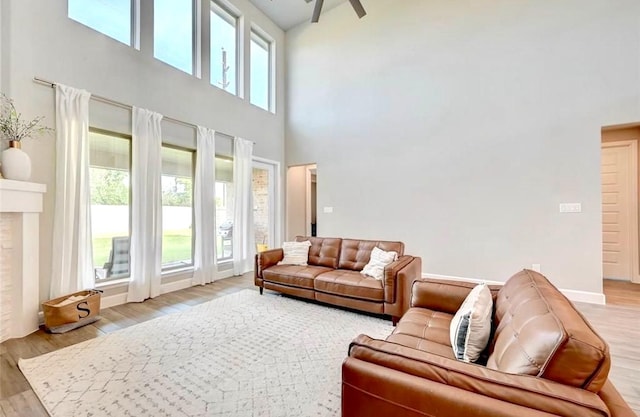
[0,178,46,342]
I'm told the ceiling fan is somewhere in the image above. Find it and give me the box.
[306,0,367,23]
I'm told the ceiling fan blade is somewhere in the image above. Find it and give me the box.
[348,0,367,18]
[311,0,324,23]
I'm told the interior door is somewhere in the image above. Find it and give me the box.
[601,141,638,281]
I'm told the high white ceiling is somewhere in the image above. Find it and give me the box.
[247,0,348,30]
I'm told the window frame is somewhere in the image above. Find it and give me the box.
[249,27,274,112]
[153,0,199,75]
[160,143,197,273]
[67,0,138,47]
[210,0,240,95]
[88,127,133,284]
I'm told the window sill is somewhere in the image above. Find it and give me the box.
[161,266,194,278]
[249,101,274,114]
[95,277,131,290]
[94,264,231,290]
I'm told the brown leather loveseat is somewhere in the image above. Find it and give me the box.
[255,236,422,323]
[342,269,635,417]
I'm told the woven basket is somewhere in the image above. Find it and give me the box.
[42,290,101,330]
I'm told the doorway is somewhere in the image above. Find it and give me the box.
[305,165,317,237]
[252,158,280,251]
[285,163,316,240]
[601,127,640,284]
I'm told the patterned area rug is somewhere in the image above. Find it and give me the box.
[19,289,393,417]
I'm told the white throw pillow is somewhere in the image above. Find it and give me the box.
[277,241,312,266]
[360,247,398,280]
[450,283,493,363]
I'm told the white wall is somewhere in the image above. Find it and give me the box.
[286,0,640,293]
[1,0,286,301]
[0,2,3,92]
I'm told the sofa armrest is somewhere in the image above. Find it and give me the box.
[255,248,283,279]
[345,335,609,417]
[410,279,501,315]
[383,255,413,303]
[598,380,637,417]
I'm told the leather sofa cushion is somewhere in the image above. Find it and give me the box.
[263,265,333,289]
[388,308,456,359]
[487,270,610,393]
[385,334,456,359]
[392,308,452,346]
[314,270,384,301]
[296,236,342,269]
[339,239,405,271]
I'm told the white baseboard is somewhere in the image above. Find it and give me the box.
[559,289,606,305]
[160,277,193,295]
[101,292,129,309]
[100,271,239,309]
[422,272,503,286]
[217,269,234,280]
[421,272,606,305]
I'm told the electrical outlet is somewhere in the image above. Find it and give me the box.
[323,206,333,213]
[559,203,582,213]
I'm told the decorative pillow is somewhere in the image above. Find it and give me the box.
[277,240,312,266]
[360,247,398,280]
[450,283,493,363]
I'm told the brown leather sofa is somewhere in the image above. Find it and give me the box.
[254,236,422,323]
[342,269,635,417]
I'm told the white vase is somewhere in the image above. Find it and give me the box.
[1,141,32,181]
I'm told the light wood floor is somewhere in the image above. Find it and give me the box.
[604,279,640,308]
[1,275,638,417]
[0,274,255,417]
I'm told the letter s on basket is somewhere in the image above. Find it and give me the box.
[77,301,91,319]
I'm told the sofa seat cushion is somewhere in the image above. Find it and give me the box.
[314,270,384,301]
[386,334,456,359]
[386,308,455,358]
[394,308,453,345]
[263,265,333,289]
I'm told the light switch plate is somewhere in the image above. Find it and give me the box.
[559,203,582,213]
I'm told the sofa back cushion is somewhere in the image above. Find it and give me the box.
[338,239,404,271]
[296,236,342,269]
[487,270,610,392]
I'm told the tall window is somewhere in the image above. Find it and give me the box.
[68,0,133,45]
[216,156,234,261]
[210,2,238,94]
[161,146,194,270]
[89,131,131,282]
[250,29,272,111]
[154,0,194,74]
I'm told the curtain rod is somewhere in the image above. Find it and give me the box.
[34,76,201,130]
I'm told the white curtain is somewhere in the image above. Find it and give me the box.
[232,137,255,275]
[193,126,217,285]
[127,107,163,302]
[50,84,94,298]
